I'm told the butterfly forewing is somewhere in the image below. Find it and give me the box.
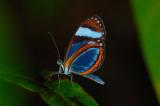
[64,15,106,76]
[75,15,106,39]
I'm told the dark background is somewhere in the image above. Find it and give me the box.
[2,0,158,106]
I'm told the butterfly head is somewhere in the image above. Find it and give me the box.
[57,59,70,75]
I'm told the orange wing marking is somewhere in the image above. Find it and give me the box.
[64,44,100,69]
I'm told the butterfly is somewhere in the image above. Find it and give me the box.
[51,15,106,85]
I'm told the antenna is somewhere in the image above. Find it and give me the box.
[48,32,61,60]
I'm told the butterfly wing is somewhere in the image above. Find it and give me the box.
[64,15,106,84]
[84,74,105,85]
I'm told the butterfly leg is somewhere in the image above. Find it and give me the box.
[47,71,59,81]
[46,67,62,89]
[57,67,63,89]
[70,74,75,89]
[67,74,75,89]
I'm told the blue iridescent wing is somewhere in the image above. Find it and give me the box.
[69,46,105,85]
[70,47,100,73]
[64,15,106,84]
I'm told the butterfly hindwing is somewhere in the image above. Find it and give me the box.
[83,74,105,85]
[70,47,100,73]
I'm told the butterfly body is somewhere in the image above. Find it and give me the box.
[56,15,106,85]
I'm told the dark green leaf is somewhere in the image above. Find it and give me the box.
[47,79,99,106]
[0,72,75,106]
[0,72,98,106]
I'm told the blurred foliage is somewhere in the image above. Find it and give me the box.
[0,2,32,106]
[131,0,160,103]
[0,72,98,106]
[0,0,98,106]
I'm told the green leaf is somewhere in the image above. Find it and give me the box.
[47,79,99,106]
[131,0,160,103]
[0,72,98,106]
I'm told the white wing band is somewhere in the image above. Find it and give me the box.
[75,27,102,38]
